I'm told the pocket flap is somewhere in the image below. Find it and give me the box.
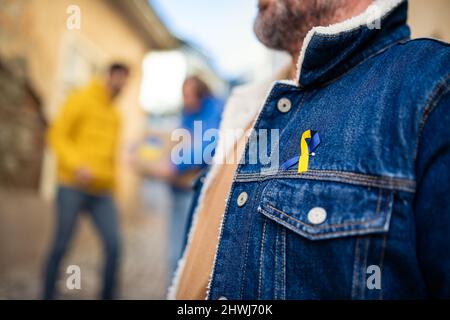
[258,179,393,241]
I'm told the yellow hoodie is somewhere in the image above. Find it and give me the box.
[48,79,121,194]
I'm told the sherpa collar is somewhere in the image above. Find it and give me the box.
[296,0,409,88]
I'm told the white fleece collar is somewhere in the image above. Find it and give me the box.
[296,0,405,85]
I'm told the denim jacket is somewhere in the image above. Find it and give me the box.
[171,0,450,300]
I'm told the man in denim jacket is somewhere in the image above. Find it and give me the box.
[170,0,450,300]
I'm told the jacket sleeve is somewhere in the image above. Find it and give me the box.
[414,86,450,298]
[47,92,84,174]
[90,115,121,187]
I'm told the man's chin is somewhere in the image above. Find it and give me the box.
[257,0,271,12]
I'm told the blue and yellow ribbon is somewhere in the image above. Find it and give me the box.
[298,130,312,174]
[279,130,321,173]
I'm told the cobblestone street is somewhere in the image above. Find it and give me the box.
[0,189,169,300]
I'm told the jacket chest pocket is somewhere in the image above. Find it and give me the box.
[257,178,393,241]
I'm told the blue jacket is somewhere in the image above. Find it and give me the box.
[177,0,450,300]
[175,96,223,173]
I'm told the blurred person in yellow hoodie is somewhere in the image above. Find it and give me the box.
[43,63,129,300]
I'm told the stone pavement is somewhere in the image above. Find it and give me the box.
[0,188,169,300]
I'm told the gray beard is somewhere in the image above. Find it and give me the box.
[254,0,342,56]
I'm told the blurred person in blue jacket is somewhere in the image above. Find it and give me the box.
[134,76,223,277]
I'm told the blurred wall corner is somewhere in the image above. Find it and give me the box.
[0,0,179,215]
[409,0,450,42]
[0,58,46,191]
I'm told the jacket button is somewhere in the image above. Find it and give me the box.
[307,207,327,225]
[277,98,292,113]
[218,296,228,300]
[237,192,248,207]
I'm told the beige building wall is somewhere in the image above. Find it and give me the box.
[409,0,450,42]
[0,0,166,213]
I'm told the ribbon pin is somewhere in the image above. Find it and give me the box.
[298,130,321,174]
[279,130,321,172]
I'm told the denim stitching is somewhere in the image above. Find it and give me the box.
[378,233,388,301]
[239,236,251,300]
[257,219,267,300]
[207,174,239,298]
[242,175,414,192]
[236,170,416,192]
[361,237,371,300]
[239,169,415,183]
[281,227,286,300]
[414,73,450,162]
[238,216,252,300]
[274,225,279,300]
[237,170,415,189]
[351,237,361,299]
[239,172,404,183]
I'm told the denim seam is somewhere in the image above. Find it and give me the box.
[207,176,238,299]
[414,73,450,162]
[257,219,268,300]
[238,224,252,300]
[378,233,388,301]
[240,176,413,192]
[236,170,415,193]
[238,169,415,186]
[281,227,286,300]
[239,168,414,182]
[274,225,280,300]
[351,237,361,299]
[361,237,371,300]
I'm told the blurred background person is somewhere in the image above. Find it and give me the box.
[133,76,223,279]
[43,63,129,300]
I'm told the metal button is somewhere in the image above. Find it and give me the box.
[277,98,292,113]
[218,296,228,300]
[307,207,327,225]
[237,192,249,207]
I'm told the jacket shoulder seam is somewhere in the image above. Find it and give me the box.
[414,73,450,162]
